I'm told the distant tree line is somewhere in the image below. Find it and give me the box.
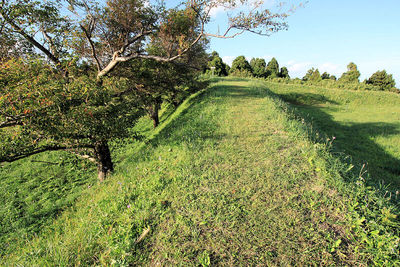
[206,53,398,92]
[205,52,290,79]
[300,62,397,92]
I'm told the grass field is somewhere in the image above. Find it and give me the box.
[266,81,400,191]
[1,78,399,265]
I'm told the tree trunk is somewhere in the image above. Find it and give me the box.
[94,141,114,182]
[149,98,161,128]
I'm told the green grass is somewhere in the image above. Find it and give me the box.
[0,150,97,256]
[2,78,399,265]
[265,81,400,190]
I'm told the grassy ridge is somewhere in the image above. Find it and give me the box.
[3,78,400,265]
[265,81,400,190]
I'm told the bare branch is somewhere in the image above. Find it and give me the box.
[80,23,102,72]
[96,29,153,78]
[41,28,59,59]
[204,30,245,39]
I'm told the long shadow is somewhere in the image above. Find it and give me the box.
[276,92,400,190]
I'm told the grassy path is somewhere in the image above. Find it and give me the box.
[5,78,399,265]
[142,79,363,265]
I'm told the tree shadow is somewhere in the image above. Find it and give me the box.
[275,92,400,190]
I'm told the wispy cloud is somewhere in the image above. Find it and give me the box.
[285,61,345,79]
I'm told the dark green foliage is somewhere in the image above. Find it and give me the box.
[266,57,279,78]
[330,75,337,81]
[339,62,361,83]
[321,72,330,80]
[302,68,315,81]
[230,56,253,77]
[279,66,290,78]
[310,68,322,82]
[366,70,396,91]
[207,51,228,76]
[250,58,267,77]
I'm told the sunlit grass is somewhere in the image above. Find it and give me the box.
[266,81,400,190]
[2,78,399,265]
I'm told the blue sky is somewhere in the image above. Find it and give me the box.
[205,0,400,84]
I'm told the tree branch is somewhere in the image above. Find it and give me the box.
[0,9,67,76]
[0,144,95,163]
[80,23,102,72]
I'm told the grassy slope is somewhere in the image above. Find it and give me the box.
[0,149,97,256]
[3,78,400,265]
[265,81,400,190]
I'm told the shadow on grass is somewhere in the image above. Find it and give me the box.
[276,92,400,190]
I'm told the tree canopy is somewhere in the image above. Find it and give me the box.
[207,51,229,76]
[266,57,279,78]
[250,58,267,78]
[230,56,253,76]
[339,62,361,83]
[366,70,396,91]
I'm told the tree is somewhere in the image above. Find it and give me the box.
[207,51,228,76]
[0,0,296,180]
[250,58,267,78]
[266,57,280,78]
[230,56,253,76]
[339,62,361,83]
[279,67,290,78]
[321,72,330,80]
[303,68,315,81]
[366,70,396,91]
[310,68,322,82]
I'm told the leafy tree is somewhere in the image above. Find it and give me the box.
[230,56,253,76]
[303,68,315,81]
[250,58,267,78]
[330,75,337,81]
[366,70,396,91]
[266,57,279,78]
[0,0,295,180]
[310,68,322,82]
[321,72,330,80]
[207,51,228,76]
[279,67,290,78]
[339,62,361,83]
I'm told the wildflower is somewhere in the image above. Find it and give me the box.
[332,136,336,140]
[127,204,131,209]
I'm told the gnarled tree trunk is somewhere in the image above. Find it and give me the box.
[94,141,113,181]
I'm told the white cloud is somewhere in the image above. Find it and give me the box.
[209,5,226,17]
[318,62,343,76]
[286,61,312,78]
[285,61,346,79]
[222,56,236,66]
